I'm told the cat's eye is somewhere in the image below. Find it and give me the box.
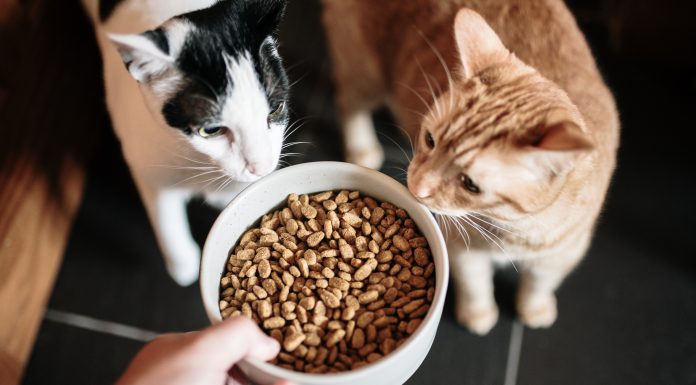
[460,173,481,194]
[267,101,286,127]
[197,126,226,138]
[425,131,435,149]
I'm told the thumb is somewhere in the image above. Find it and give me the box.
[188,316,280,370]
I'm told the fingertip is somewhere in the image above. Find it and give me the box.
[246,331,280,361]
[219,316,280,361]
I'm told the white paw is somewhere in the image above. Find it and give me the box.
[456,302,499,335]
[164,245,201,286]
[346,145,385,170]
[518,294,557,328]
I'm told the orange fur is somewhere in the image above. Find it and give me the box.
[322,0,619,333]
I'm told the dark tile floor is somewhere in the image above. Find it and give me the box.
[22,1,696,384]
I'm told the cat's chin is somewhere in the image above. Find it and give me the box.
[229,173,263,183]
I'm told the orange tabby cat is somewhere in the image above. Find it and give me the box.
[322,0,619,334]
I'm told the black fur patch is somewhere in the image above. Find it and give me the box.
[159,0,289,132]
[99,0,123,21]
[142,30,169,55]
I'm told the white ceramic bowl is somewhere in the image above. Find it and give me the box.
[200,161,448,385]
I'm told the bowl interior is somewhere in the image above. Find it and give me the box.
[200,161,448,384]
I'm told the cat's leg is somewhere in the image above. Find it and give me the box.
[516,235,589,328]
[449,236,498,335]
[343,111,384,169]
[136,177,200,286]
[322,1,386,169]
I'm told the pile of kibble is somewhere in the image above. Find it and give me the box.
[219,190,435,373]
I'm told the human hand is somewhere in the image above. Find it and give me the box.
[115,316,291,385]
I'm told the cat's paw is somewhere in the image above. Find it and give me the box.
[518,294,557,328]
[346,145,385,170]
[456,302,499,335]
[164,245,201,286]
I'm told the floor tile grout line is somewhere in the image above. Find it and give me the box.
[503,321,524,385]
[44,309,160,343]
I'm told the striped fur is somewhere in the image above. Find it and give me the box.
[323,0,619,334]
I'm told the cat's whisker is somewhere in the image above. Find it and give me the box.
[149,164,218,171]
[283,117,313,141]
[199,173,229,192]
[168,151,215,166]
[389,123,416,155]
[171,169,225,187]
[467,211,522,237]
[377,132,412,165]
[417,30,456,114]
[397,82,440,121]
[287,72,310,89]
[281,141,312,150]
[280,151,304,156]
[415,57,443,118]
[215,176,235,194]
[436,214,449,238]
[460,214,518,272]
[448,215,471,251]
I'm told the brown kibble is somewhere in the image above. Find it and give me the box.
[397,268,411,282]
[284,332,306,352]
[258,299,272,319]
[366,352,383,363]
[414,248,430,266]
[356,312,375,328]
[358,343,377,357]
[319,290,341,309]
[409,276,428,289]
[342,212,362,228]
[366,324,377,342]
[298,258,310,278]
[264,316,285,329]
[406,319,422,334]
[312,191,332,202]
[305,332,322,347]
[329,277,350,291]
[408,237,428,248]
[380,339,396,355]
[351,328,365,349]
[322,200,337,211]
[341,306,356,321]
[392,235,410,252]
[220,189,435,373]
[325,329,346,347]
[299,296,316,310]
[383,287,399,303]
[410,304,430,318]
[358,290,379,304]
[258,259,271,278]
[307,232,325,247]
[353,261,375,281]
[252,285,268,299]
[403,299,425,314]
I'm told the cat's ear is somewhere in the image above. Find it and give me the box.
[109,30,174,84]
[453,8,510,78]
[518,110,594,176]
[244,0,287,37]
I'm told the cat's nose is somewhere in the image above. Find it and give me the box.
[408,182,432,199]
[247,161,273,176]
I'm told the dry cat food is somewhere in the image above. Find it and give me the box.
[219,190,435,373]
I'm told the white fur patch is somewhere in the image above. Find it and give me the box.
[186,52,283,182]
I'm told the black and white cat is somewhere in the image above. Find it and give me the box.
[82,0,290,285]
